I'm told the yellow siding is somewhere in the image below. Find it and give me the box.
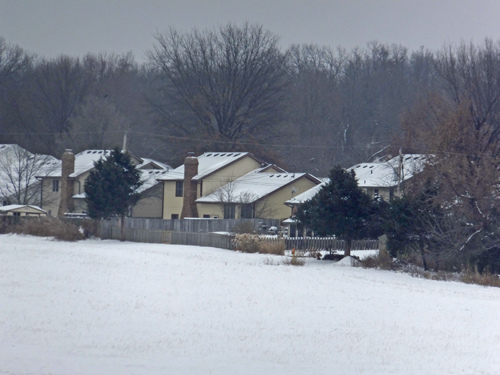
[162,181,184,219]
[73,198,87,213]
[254,177,318,220]
[200,157,262,197]
[131,185,163,218]
[196,176,318,220]
[197,203,224,218]
[41,178,60,216]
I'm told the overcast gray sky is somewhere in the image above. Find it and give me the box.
[1,0,500,62]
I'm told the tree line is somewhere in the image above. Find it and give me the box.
[1,23,475,176]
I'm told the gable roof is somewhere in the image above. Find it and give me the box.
[285,178,329,206]
[157,152,260,181]
[285,154,430,206]
[71,150,112,177]
[44,150,170,179]
[0,144,60,196]
[0,204,47,214]
[137,158,171,171]
[349,154,429,188]
[196,169,321,204]
[42,150,113,178]
[72,163,170,199]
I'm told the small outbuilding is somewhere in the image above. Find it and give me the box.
[0,204,48,217]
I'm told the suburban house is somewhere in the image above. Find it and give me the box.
[0,204,47,217]
[282,154,430,235]
[196,168,321,220]
[347,154,430,200]
[39,149,171,218]
[158,152,322,220]
[0,144,60,207]
[285,154,430,210]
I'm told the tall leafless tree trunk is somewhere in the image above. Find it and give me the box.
[148,23,289,152]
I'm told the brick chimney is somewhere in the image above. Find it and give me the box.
[180,152,199,219]
[57,149,75,218]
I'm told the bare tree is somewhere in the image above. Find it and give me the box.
[65,95,128,151]
[148,23,289,150]
[400,91,500,267]
[434,40,500,157]
[0,144,59,205]
[212,175,275,218]
[0,37,31,87]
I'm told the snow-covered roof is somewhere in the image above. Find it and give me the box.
[0,144,60,196]
[71,150,112,178]
[137,169,170,193]
[42,150,112,178]
[196,169,320,204]
[72,164,170,199]
[285,178,329,206]
[349,154,429,188]
[158,152,256,181]
[45,150,171,179]
[137,158,171,171]
[0,204,47,213]
[285,154,430,206]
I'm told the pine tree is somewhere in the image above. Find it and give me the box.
[84,148,142,240]
[296,165,376,257]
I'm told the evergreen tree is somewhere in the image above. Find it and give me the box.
[296,165,377,256]
[385,195,429,270]
[84,148,142,240]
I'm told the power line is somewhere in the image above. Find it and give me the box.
[3,129,500,160]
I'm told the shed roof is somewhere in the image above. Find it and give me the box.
[0,204,47,213]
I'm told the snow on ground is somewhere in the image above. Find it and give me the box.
[1,234,499,375]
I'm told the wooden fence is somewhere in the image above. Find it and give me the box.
[171,232,234,249]
[285,237,379,251]
[98,218,379,252]
[101,217,279,235]
[99,218,278,245]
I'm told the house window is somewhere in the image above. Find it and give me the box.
[175,181,183,197]
[13,212,21,216]
[241,204,253,219]
[203,214,211,218]
[224,204,235,219]
[171,214,179,220]
[374,189,379,198]
[53,179,59,192]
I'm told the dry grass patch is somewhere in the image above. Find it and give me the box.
[361,248,393,270]
[259,240,285,256]
[12,217,85,241]
[233,234,285,255]
[460,270,500,287]
[282,256,305,266]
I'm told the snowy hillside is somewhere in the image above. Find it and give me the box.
[1,234,499,375]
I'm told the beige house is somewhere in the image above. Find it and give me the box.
[285,154,430,209]
[197,169,321,220]
[348,154,430,200]
[0,204,47,217]
[0,144,60,207]
[39,150,170,218]
[158,152,321,220]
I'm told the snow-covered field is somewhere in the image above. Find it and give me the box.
[1,234,499,375]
